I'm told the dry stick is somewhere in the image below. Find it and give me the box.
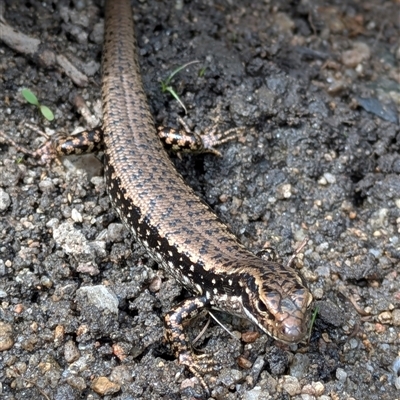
[0,19,88,87]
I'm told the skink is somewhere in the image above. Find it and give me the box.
[101,0,312,392]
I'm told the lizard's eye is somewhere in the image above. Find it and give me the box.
[257,300,268,313]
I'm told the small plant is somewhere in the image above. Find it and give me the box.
[308,305,319,342]
[21,88,54,121]
[198,66,207,77]
[160,60,199,114]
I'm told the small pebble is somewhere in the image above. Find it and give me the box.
[0,322,14,351]
[148,275,162,292]
[40,275,53,288]
[290,353,310,379]
[237,355,253,369]
[54,325,65,343]
[71,208,83,223]
[392,309,400,326]
[242,331,260,343]
[242,386,262,400]
[311,381,324,396]
[281,375,301,396]
[91,376,120,395]
[0,188,11,211]
[300,395,315,400]
[76,262,100,276]
[76,285,119,314]
[248,355,265,383]
[64,340,80,363]
[313,288,324,299]
[109,364,133,385]
[276,183,293,199]
[38,178,55,192]
[378,311,392,324]
[14,304,24,314]
[336,367,348,382]
[107,223,125,242]
[46,218,60,229]
[112,343,128,361]
[375,323,386,333]
[66,375,87,391]
[349,338,359,349]
[315,265,331,278]
[323,172,336,184]
[218,368,243,387]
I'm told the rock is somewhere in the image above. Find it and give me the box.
[281,375,301,396]
[91,376,120,395]
[0,188,11,211]
[76,285,119,314]
[0,322,14,351]
[64,340,81,363]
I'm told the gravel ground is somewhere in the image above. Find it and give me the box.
[0,0,399,399]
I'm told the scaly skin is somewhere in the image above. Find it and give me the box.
[102,0,313,392]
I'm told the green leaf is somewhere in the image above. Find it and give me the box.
[21,88,40,105]
[40,105,55,121]
[164,60,200,86]
[160,80,168,93]
[307,305,319,342]
[166,86,187,114]
[199,67,207,77]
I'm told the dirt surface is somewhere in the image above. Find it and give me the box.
[0,0,399,399]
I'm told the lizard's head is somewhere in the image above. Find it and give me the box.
[239,262,313,343]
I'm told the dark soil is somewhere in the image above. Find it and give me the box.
[0,0,399,399]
